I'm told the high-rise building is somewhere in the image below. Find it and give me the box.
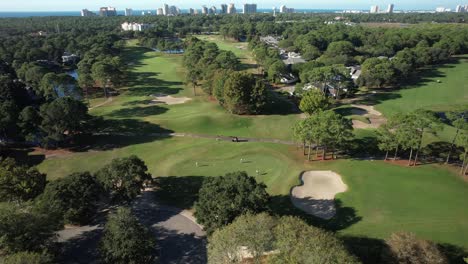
[163,4,169,15]
[455,5,465,12]
[386,4,394,13]
[435,7,448,12]
[169,5,180,15]
[227,3,237,14]
[99,7,117,17]
[279,5,294,13]
[202,6,208,15]
[221,4,228,14]
[243,3,257,14]
[273,6,276,16]
[157,8,164,15]
[370,5,379,13]
[189,8,195,15]
[81,9,96,17]
[125,8,133,16]
[210,6,217,14]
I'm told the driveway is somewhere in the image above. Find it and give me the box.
[57,190,207,264]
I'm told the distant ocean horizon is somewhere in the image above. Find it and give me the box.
[0,9,358,18]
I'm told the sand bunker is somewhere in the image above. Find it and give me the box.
[151,93,191,105]
[350,104,386,129]
[291,171,348,219]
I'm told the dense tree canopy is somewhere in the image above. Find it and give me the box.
[382,232,448,264]
[208,213,360,264]
[96,155,152,202]
[222,72,268,115]
[0,158,46,202]
[0,203,60,254]
[37,172,101,225]
[100,207,157,264]
[194,171,270,234]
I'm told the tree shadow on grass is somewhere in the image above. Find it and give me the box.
[262,90,300,115]
[127,84,184,97]
[122,99,155,106]
[342,236,388,264]
[335,106,368,116]
[0,145,45,167]
[352,92,402,106]
[438,243,468,264]
[108,105,168,118]
[71,118,174,152]
[269,195,361,231]
[152,176,206,210]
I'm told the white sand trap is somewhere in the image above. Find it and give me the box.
[151,93,191,105]
[291,171,348,219]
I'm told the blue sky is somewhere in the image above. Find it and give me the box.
[0,0,462,11]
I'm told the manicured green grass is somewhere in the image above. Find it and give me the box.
[375,56,468,116]
[194,35,259,73]
[34,40,468,249]
[310,160,468,248]
[89,41,299,140]
[36,137,468,248]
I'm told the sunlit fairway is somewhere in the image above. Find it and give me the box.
[37,137,468,248]
[194,34,259,73]
[34,40,468,249]
[89,40,299,140]
[375,55,468,115]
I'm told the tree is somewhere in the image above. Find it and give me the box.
[0,203,60,254]
[96,155,151,202]
[222,72,267,115]
[37,172,101,225]
[39,97,90,147]
[39,72,79,99]
[296,111,353,161]
[214,50,240,71]
[358,58,396,88]
[457,132,468,175]
[100,207,156,264]
[382,232,448,264]
[194,171,269,234]
[18,106,41,142]
[0,158,46,202]
[0,100,18,139]
[208,213,276,264]
[299,89,330,115]
[445,110,467,164]
[271,216,359,263]
[0,251,53,264]
[267,60,287,83]
[377,124,398,161]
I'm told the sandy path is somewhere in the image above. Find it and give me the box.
[291,171,348,219]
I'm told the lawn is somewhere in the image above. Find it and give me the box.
[36,136,468,249]
[375,55,468,115]
[89,40,299,140]
[33,40,468,250]
[194,35,259,73]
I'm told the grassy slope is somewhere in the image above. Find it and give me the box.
[89,41,298,140]
[37,138,468,248]
[195,35,259,73]
[35,40,468,249]
[376,56,468,115]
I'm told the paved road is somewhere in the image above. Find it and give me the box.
[57,190,206,264]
